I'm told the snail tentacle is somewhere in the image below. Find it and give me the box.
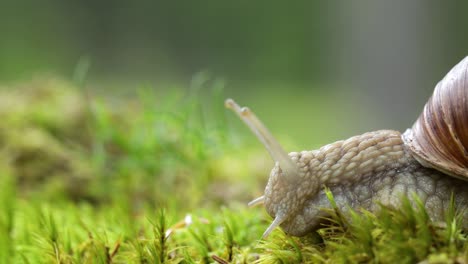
[248,195,265,207]
[262,213,286,239]
[225,98,299,182]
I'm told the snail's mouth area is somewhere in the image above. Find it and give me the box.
[271,185,351,236]
[263,195,324,237]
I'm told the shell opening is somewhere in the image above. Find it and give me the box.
[225,98,299,182]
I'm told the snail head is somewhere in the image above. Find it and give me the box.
[225,99,314,238]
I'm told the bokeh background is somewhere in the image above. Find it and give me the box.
[2,2,468,261]
[1,1,467,148]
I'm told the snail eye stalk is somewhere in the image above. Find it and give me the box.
[225,99,299,182]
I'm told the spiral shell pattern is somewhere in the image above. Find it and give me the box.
[403,56,468,180]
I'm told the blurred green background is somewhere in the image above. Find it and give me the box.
[0,1,467,147]
[0,3,467,261]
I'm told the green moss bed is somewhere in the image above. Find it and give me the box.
[0,79,465,263]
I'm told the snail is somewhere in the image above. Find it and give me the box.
[225,56,468,238]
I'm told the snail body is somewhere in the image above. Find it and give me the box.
[226,57,468,237]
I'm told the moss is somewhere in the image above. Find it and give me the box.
[0,79,92,200]
[0,78,465,263]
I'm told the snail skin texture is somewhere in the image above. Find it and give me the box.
[226,57,468,238]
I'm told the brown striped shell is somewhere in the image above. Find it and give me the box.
[402,56,468,181]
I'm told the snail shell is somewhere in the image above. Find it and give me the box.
[226,56,468,238]
[403,56,468,181]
